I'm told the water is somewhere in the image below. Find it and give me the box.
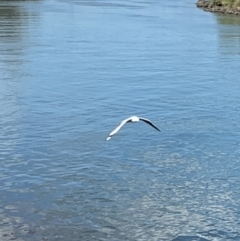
[0,0,240,240]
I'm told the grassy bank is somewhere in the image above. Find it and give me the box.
[197,0,240,15]
[211,0,240,8]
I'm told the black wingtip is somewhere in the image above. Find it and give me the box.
[154,126,161,132]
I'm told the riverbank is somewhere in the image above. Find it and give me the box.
[197,0,240,16]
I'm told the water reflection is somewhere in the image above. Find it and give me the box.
[0,1,39,79]
[216,15,240,56]
[0,0,38,134]
[216,14,240,26]
[137,138,240,240]
[68,0,146,9]
[0,3,39,239]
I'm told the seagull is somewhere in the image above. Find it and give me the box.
[106,116,160,141]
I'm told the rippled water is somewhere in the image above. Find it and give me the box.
[1,0,240,240]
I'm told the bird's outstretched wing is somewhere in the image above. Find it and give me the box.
[139,117,160,132]
[106,117,132,141]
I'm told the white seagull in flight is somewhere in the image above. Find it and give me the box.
[106,116,160,141]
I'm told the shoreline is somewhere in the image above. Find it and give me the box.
[196,0,240,16]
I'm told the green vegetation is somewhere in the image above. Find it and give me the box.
[211,0,240,8]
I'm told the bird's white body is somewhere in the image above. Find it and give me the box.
[106,115,160,141]
[129,116,139,122]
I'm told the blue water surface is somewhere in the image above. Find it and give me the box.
[0,0,240,240]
